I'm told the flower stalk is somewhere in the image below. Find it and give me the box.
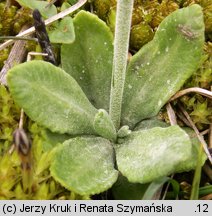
[109,0,134,129]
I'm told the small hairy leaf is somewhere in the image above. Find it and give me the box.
[61,11,113,111]
[93,109,116,142]
[115,126,193,183]
[117,126,131,138]
[16,0,57,18]
[7,61,97,135]
[122,5,205,127]
[51,137,118,196]
[48,17,75,44]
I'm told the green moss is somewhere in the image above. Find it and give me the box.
[130,22,154,51]
[13,7,33,34]
[0,3,18,36]
[0,85,20,153]
[0,85,86,199]
[0,0,211,200]
[181,42,212,130]
[93,0,116,21]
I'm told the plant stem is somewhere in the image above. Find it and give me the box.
[109,0,134,129]
[190,145,204,200]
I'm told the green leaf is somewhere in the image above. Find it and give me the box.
[7,60,97,135]
[117,126,131,138]
[61,2,72,11]
[175,128,206,173]
[135,119,207,172]
[48,17,75,44]
[16,0,57,18]
[93,109,116,142]
[67,0,79,4]
[134,118,169,131]
[61,11,113,111]
[41,129,72,152]
[199,185,212,197]
[112,175,149,200]
[50,137,119,196]
[190,145,204,200]
[142,177,180,200]
[35,148,56,176]
[122,5,204,127]
[115,126,193,183]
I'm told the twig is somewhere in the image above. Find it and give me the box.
[203,164,212,181]
[19,109,24,129]
[176,112,192,127]
[178,104,212,164]
[200,129,209,136]
[5,0,11,8]
[163,104,177,200]
[90,1,94,13]
[166,103,177,125]
[0,25,29,85]
[210,86,212,149]
[152,187,163,200]
[209,124,212,149]
[27,52,48,61]
[0,0,87,51]
[161,174,176,200]
[199,193,212,200]
[169,87,212,102]
[0,36,37,42]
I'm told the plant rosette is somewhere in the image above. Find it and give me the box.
[7,4,206,196]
